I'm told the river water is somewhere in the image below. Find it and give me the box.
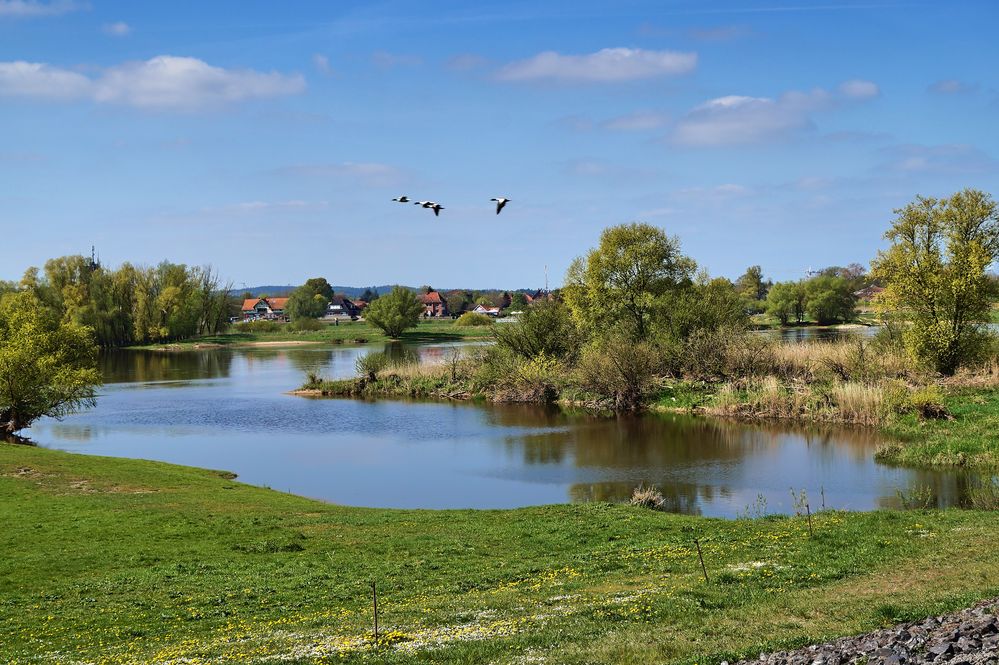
[25,341,980,517]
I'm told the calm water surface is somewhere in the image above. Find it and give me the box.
[26,343,979,516]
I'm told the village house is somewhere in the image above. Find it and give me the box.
[241,297,289,320]
[853,285,885,300]
[524,289,554,304]
[326,295,362,319]
[419,290,449,317]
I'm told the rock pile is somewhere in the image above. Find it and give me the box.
[733,598,999,664]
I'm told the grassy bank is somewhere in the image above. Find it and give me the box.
[3,443,999,665]
[128,319,495,350]
[877,387,999,468]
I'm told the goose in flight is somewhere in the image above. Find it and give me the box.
[491,197,510,215]
[428,202,444,217]
[392,196,410,203]
[413,200,433,207]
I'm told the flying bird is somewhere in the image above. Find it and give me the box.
[413,200,433,207]
[491,197,510,215]
[392,196,410,203]
[428,203,444,217]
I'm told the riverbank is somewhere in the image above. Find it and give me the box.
[3,443,999,664]
[128,319,495,351]
[297,340,999,470]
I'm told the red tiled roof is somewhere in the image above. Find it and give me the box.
[241,297,289,311]
[419,291,443,304]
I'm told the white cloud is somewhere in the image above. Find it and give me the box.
[312,53,333,76]
[671,94,817,146]
[603,110,670,131]
[0,56,305,110]
[102,21,130,36]
[0,0,83,18]
[838,79,879,99]
[928,79,978,95]
[497,47,697,83]
[880,144,998,174]
[94,56,305,110]
[671,81,876,146]
[0,61,90,99]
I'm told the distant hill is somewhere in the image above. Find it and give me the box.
[239,285,543,297]
[238,285,413,298]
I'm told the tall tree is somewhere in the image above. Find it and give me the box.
[563,223,696,339]
[735,265,770,301]
[766,282,806,325]
[287,277,334,320]
[871,189,999,374]
[803,275,857,324]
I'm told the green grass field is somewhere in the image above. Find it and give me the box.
[128,319,495,350]
[879,387,999,468]
[4,444,999,664]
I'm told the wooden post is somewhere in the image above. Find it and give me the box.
[806,503,814,537]
[371,581,379,645]
[821,486,826,511]
[694,538,709,583]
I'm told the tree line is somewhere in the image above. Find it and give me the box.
[7,255,232,347]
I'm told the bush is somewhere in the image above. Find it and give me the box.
[288,318,322,332]
[234,320,282,333]
[630,485,666,511]
[575,334,661,411]
[493,300,583,362]
[667,327,778,380]
[455,312,493,327]
[355,346,419,381]
[471,346,566,403]
[968,479,999,510]
[364,286,423,339]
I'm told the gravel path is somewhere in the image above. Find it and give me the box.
[733,598,999,664]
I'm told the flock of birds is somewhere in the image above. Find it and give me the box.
[391,195,509,217]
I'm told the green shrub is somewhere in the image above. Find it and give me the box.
[288,318,322,332]
[493,300,584,362]
[455,312,493,327]
[575,334,661,411]
[234,320,282,333]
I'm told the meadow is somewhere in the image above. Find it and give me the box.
[3,443,999,664]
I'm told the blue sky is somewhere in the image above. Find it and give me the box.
[1,0,996,289]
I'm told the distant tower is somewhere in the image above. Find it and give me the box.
[87,245,100,272]
[544,264,548,292]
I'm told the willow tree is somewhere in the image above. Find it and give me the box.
[871,189,999,374]
[0,292,101,434]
